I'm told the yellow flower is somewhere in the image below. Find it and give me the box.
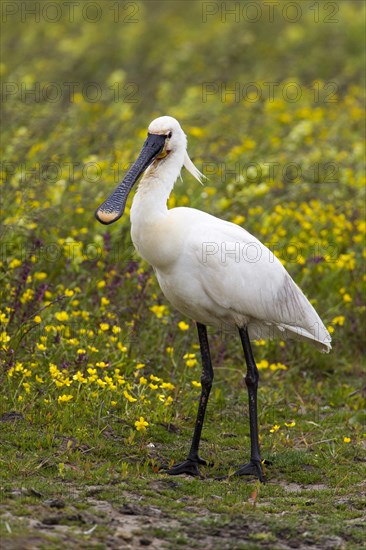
[101,297,110,306]
[139,376,148,385]
[55,377,72,388]
[112,325,121,334]
[34,315,42,324]
[257,359,269,370]
[242,137,256,150]
[343,436,351,443]
[105,376,116,390]
[255,339,266,347]
[21,289,34,304]
[124,390,137,402]
[55,311,69,322]
[73,371,87,383]
[270,362,288,371]
[65,289,74,297]
[332,316,345,326]
[97,280,106,288]
[99,323,109,331]
[67,338,79,346]
[189,126,205,138]
[49,363,61,377]
[34,272,47,280]
[135,416,149,431]
[160,382,175,391]
[36,343,47,351]
[58,394,73,403]
[118,342,127,352]
[0,331,10,343]
[232,214,246,225]
[270,424,280,433]
[9,259,22,269]
[150,304,168,319]
[284,421,296,428]
[343,293,352,303]
[183,353,197,367]
[192,381,201,388]
[0,313,9,324]
[178,321,189,331]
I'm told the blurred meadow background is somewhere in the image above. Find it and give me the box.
[1,0,365,548]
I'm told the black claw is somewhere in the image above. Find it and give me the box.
[163,459,204,477]
[234,460,265,482]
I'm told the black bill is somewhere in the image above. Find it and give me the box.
[95,133,167,225]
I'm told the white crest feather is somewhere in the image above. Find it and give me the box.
[183,151,205,185]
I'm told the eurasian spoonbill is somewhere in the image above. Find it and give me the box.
[95,116,331,481]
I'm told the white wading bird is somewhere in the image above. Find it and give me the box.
[95,116,331,481]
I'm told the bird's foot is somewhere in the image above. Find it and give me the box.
[163,456,206,477]
[234,459,266,482]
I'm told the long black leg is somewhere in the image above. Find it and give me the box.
[236,326,264,482]
[165,322,213,476]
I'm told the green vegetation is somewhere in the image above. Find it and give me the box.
[1,1,365,548]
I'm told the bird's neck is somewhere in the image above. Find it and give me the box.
[130,153,183,226]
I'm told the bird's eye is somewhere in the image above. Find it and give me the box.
[167,131,172,139]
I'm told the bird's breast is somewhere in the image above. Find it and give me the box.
[130,216,183,270]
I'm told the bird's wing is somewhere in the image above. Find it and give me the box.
[184,212,331,351]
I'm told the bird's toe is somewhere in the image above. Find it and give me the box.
[234,459,265,482]
[162,459,204,477]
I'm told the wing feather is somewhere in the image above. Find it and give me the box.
[186,214,331,351]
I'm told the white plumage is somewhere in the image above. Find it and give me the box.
[96,115,331,480]
[129,116,331,352]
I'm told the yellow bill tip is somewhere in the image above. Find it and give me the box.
[95,209,120,225]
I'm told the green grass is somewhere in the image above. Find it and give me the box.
[1,0,365,548]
